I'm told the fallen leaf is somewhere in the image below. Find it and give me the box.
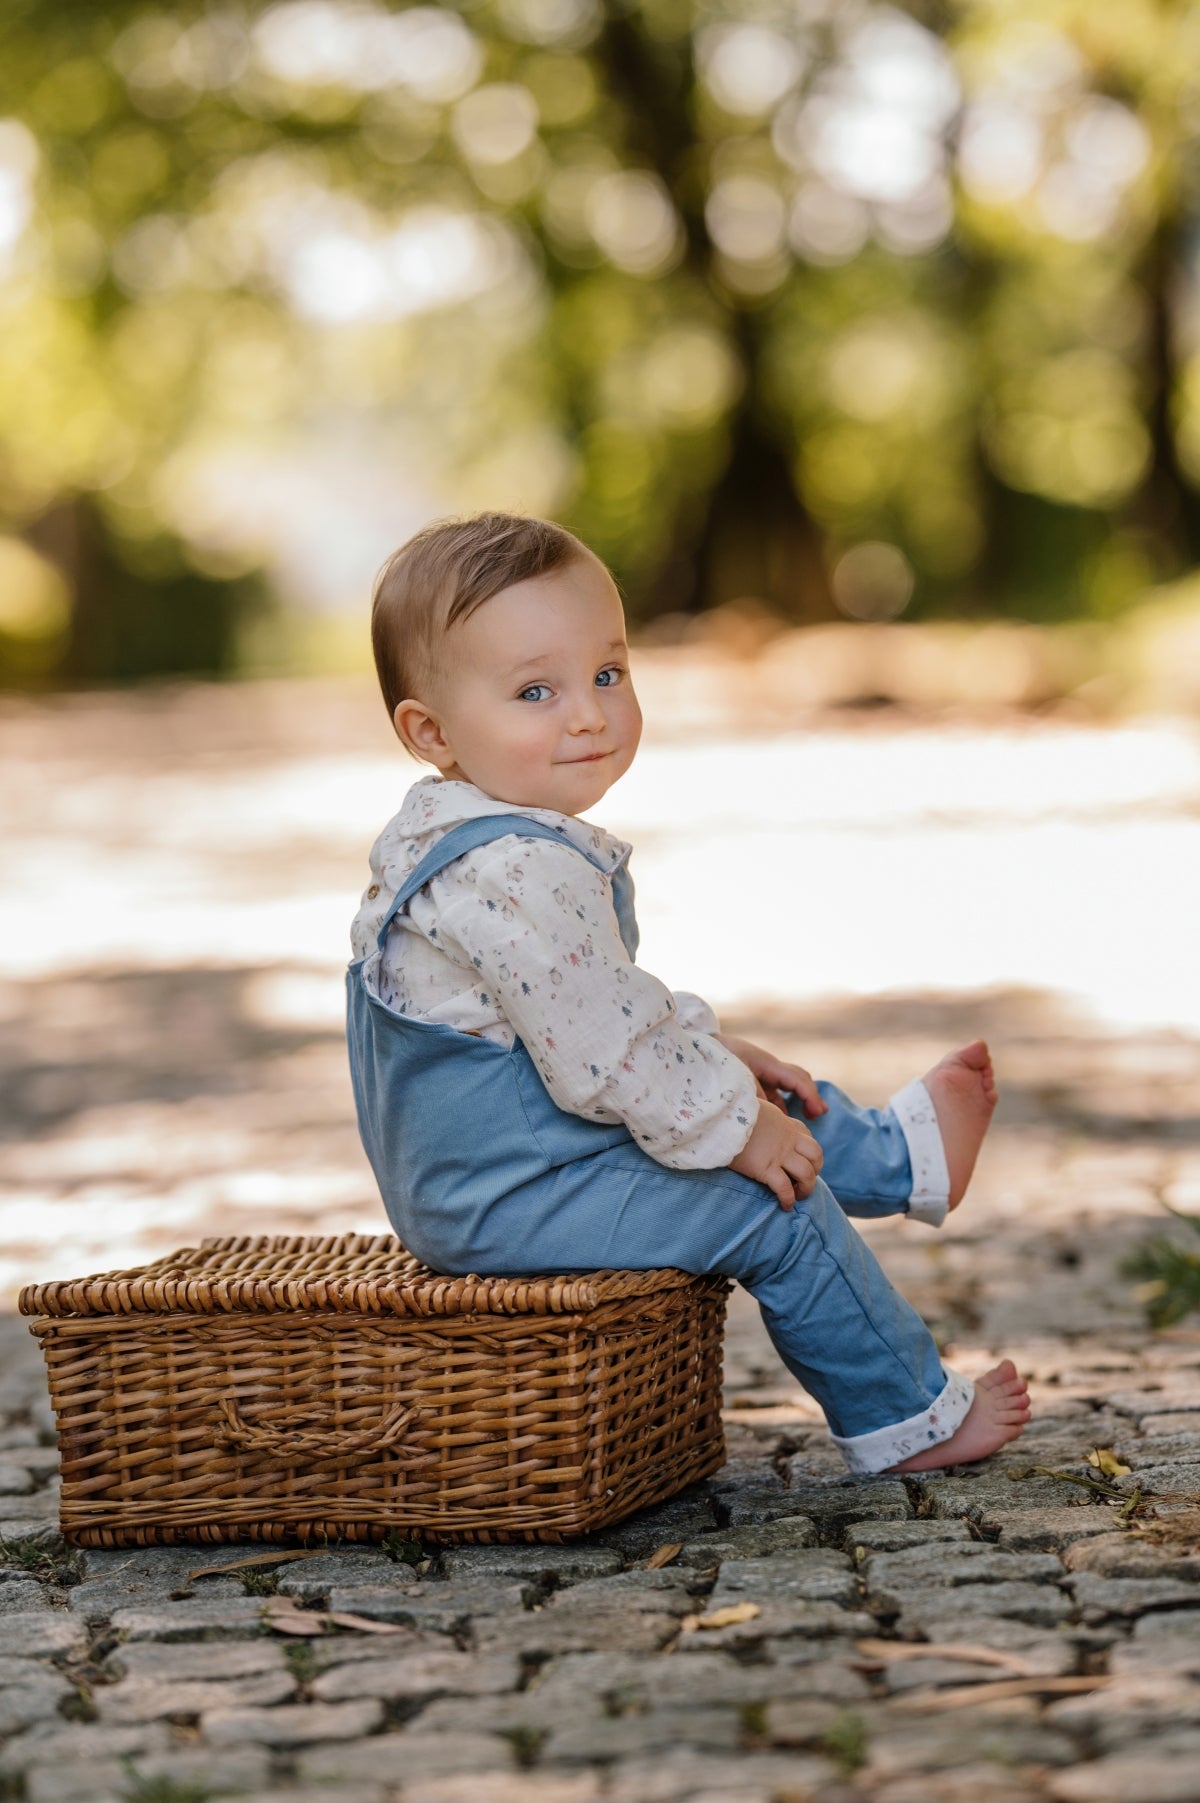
[899,1675,1113,1712]
[853,1638,1032,1674]
[260,1596,328,1637]
[324,1612,410,1635]
[644,1543,684,1570]
[1087,1447,1133,1479]
[188,1550,324,1581]
[258,1595,410,1638]
[260,1611,327,1637]
[684,1601,761,1630]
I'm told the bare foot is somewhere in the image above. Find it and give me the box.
[886,1360,1031,1472]
[923,1039,998,1209]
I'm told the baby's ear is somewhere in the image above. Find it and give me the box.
[393,698,454,768]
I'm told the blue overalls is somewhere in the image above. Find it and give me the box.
[347,815,970,1474]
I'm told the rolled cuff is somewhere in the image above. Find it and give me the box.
[889,1076,950,1227]
[831,1369,975,1475]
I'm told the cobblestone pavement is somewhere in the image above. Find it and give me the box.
[3,681,1200,1801]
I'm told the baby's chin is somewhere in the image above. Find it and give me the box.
[490,766,623,816]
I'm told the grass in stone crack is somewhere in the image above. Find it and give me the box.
[0,1535,83,1587]
[240,1567,279,1595]
[1007,1462,1200,1532]
[118,1769,213,1803]
[382,1529,426,1566]
[739,1700,768,1745]
[283,1640,318,1685]
[1005,1465,1139,1506]
[58,1681,98,1724]
[503,1726,548,1769]
[603,1679,644,1719]
[820,1710,868,1777]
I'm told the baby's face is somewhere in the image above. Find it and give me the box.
[429,552,642,815]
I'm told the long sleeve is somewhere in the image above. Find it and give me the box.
[433,836,758,1170]
[673,991,722,1033]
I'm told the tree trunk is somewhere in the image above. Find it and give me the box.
[1132,203,1200,570]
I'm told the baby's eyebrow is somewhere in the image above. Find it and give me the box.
[504,655,553,678]
[504,640,627,678]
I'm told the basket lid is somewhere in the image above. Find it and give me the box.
[19,1233,726,1320]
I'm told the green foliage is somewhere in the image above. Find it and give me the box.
[283,1639,318,1685]
[382,1529,425,1566]
[0,1536,83,1587]
[119,1773,212,1803]
[2,0,1200,683]
[739,1699,768,1741]
[1122,1205,1200,1328]
[822,1709,869,1776]
[58,1685,97,1724]
[240,1567,279,1595]
[503,1725,548,1769]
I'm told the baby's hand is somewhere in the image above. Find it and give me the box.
[714,1034,827,1118]
[729,1100,824,1211]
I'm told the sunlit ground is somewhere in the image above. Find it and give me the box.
[2,664,1198,1317]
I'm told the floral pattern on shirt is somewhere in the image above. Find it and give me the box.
[350,776,756,1171]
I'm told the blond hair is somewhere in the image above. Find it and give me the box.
[371,511,594,722]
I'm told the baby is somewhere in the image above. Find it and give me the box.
[348,511,1030,1475]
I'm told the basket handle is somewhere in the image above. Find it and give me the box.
[216,1396,429,1464]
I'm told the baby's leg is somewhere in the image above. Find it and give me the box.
[801,1081,940,1222]
[921,1040,998,1209]
[425,1148,1028,1474]
[798,1039,998,1221]
[886,1361,1030,1472]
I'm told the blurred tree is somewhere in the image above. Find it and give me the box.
[1,0,1199,683]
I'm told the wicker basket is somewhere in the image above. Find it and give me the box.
[20,1233,730,1547]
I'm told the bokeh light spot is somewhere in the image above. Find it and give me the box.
[705,174,786,264]
[452,84,539,166]
[586,170,681,276]
[832,541,915,621]
[698,24,804,117]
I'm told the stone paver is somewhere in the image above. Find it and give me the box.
[3,688,1200,1801]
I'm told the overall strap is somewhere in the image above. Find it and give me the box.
[376,814,638,960]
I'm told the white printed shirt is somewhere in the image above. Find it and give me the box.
[350,776,759,1170]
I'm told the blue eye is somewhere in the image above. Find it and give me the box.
[595,666,623,688]
[518,683,552,702]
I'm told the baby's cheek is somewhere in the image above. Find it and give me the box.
[510,719,561,764]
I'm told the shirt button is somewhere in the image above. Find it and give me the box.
[367,884,380,900]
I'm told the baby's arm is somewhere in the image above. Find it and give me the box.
[672,991,720,1033]
[671,993,828,1119]
[435,837,759,1171]
[713,1032,828,1119]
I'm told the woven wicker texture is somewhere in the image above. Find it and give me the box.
[21,1232,713,1320]
[21,1234,730,1546]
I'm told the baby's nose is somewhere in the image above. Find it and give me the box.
[568,691,606,730]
